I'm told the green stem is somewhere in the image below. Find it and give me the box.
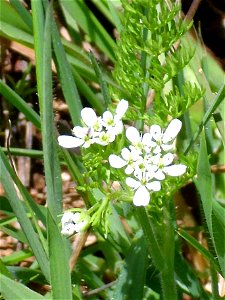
[136,204,178,300]
[160,268,177,300]
[210,263,220,300]
[135,207,164,271]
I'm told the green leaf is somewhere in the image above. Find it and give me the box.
[47,211,72,300]
[185,82,225,154]
[177,229,220,272]
[40,2,62,219]
[2,249,33,265]
[0,21,33,46]
[0,1,31,33]
[31,0,45,101]
[0,152,50,281]
[107,0,122,33]
[0,259,13,279]
[0,274,47,300]
[113,235,147,300]
[0,80,41,129]
[59,0,116,62]
[51,11,83,125]
[71,67,104,114]
[1,147,43,158]
[9,0,33,31]
[0,148,46,226]
[195,132,225,276]
[89,51,110,107]
[42,5,72,299]
[196,133,213,234]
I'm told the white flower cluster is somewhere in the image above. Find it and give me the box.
[61,211,88,236]
[109,119,187,206]
[58,99,128,149]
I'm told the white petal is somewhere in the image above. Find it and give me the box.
[153,145,161,154]
[72,126,88,138]
[162,153,174,166]
[72,212,81,223]
[113,121,123,134]
[83,139,93,148]
[161,143,174,151]
[81,107,97,127]
[61,224,76,236]
[150,125,162,141]
[121,148,130,160]
[142,133,153,147]
[146,181,161,191]
[154,170,165,180]
[58,135,84,148]
[74,220,87,232]
[133,186,150,206]
[163,164,187,176]
[125,165,134,174]
[126,127,140,144]
[109,154,127,168]
[102,111,113,123]
[61,212,74,226]
[115,99,128,119]
[149,154,161,165]
[126,177,141,189]
[162,119,182,144]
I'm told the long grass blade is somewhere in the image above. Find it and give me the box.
[184,83,225,154]
[0,153,50,281]
[41,4,72,299]
[0,80,41,129]
[51,13,82,125]
[0,274,47,300]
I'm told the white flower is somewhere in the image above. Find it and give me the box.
[150,153,187,180]
[58,107,101,149]
[126,127,156,154]
[58,127,95,149]
[102,99,128,134]
[109,147,140,174]
[126,174,161,206]
[61,212,88,236]
[149,119,182,153]
[58,100,128,149]
[95,131,116,146]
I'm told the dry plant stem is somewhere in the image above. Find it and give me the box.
[83,281,116,297]
[17,119,33,186]
[69,231,89,272]
[184,0,203,22]
[7,120,17,174]
[211,165,225,174]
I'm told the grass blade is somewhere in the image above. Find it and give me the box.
[41,4,72,299]
[0,152,50,281]
[195,132,225,276]
[184,83,225,154]
[0,274,47,300]
[177,229,220,272]
[59,0,116,62]
[9,0,33,31]
[47,211,72,300]
[0,80,41,129]
[89,51,111,107]
[51,13,82,125]
[113,236,147,300]
[40,2,62,219]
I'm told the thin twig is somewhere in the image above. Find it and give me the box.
[83,280,116,297]
[7,120,17,174]
[184,0,203,22]
[69,231,89,272]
